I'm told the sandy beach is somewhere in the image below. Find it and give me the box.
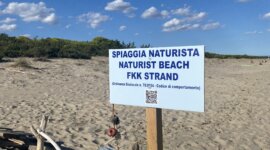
[0,57,270,150]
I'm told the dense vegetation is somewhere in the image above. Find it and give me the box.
[0,33,268,62]
[205,52,268,59]
[0,33,138,61]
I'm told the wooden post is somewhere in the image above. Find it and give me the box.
[146,108,163,150]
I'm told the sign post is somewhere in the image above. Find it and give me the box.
[146,108,163,150]
[109,46,205,149]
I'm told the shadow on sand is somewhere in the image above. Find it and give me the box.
[0,127,74,150]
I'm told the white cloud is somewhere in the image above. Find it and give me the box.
[0,24,16,31]
[119,25,126,31]
[163,23,200,32]
[267,29,270,32]
[161,10,170,18]
[162,12,206,32]
[134,33,139,36]
[245,30,263,34]
[186,12,207,22]
[163,18,182,28]
[78,12,109,29]
[162,12,210,32]
[263,12,270,19]
[202,22,221,30]
[141,6,169,19]
[161,5,221,32]
[42,13,56,24]
[172,6,190,16]
[162,18,201,32]
[2,2,57,24]
[20,34,31,38]
[105,0,136,17]
[0,17,16,23]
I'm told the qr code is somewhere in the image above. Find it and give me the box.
[146,90,157,104]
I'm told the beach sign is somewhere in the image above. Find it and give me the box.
[109,45,205,112]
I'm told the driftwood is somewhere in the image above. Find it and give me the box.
[0,138,28,150]
[31,114,61,150]
[0,113,72,150]
[0,128,30,150]
[0,114,60,150]
[0,128,57,150]
[31,114,49,150]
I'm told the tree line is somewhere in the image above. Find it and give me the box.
[0,33,268,62]
[205,52,268,59]
[0,33,148,61]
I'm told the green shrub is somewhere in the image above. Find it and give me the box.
[0,51,3,62]
[33,57,51,62]
[58,45,91,59]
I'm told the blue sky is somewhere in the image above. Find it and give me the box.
[0,0,269,55]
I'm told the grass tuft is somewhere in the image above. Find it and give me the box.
[11,58,33,68]
[33,57,51,62]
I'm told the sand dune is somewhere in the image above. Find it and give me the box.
[0,57,270,150]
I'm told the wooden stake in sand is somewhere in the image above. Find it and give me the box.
[146,108,163,150]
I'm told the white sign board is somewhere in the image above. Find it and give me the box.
[109,45,204,112]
